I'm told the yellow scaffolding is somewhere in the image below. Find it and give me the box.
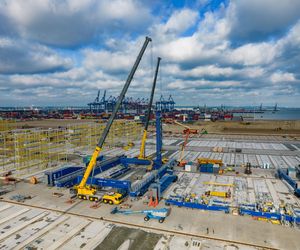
[0,120,142,175]
[66,120,142,150]
[0,128,68,175]
[0,120,16,132]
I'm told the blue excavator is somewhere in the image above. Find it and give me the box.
[111,207,170,223]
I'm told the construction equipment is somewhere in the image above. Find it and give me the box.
[123,142,135,151]
[173,121,198,135]
[198,158,223,166]
[72,37,152,201]
[139,57,161,160]
[203,182,234,187]
[173,121,191,167]
[205,190,231,198]
[245,162,252,175]
[200,128,208,134]
[162,157,169,164]
[225,167,234,172]
[146,160,154,172]
[111,207,170,223]
[183,128,198,134]
[102,192,124,205]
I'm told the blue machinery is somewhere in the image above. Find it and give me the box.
[45,110,176,197]
[164,198,300,223]
[277,168,300,196]
[111,207,171,223]
[165,198,230,213]
[154,110,162,168]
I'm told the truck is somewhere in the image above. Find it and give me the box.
[102,192,125,205]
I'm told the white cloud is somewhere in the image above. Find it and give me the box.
[229,43,277,66]
[167,79,240,90]
[163,9,198,35]
[1,0,152,47]
[186,65,234,77]
[227,0,300,42]
[270,72,296,83]
[0,37,72,74]
[82,49,133,73]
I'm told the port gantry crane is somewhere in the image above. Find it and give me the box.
[138,57,161,160]
[74,37,152,201]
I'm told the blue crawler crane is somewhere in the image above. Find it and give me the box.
[111,207,170,223]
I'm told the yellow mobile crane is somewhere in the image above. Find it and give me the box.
[138,57,161,160]
[73,37,152,202]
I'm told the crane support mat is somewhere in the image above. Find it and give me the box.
[77,176,131,190]
[239,208,281,220]
[46,156,123,187]
[165,199,230,213]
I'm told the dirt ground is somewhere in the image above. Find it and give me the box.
[154,120,300,135]
[95,226,162,250]
[14,119,300,135]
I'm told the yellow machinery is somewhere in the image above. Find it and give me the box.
[198,158,223,166]
[73,37,152,201]
[205,190,231,198]
[204,182,232,198]
[162,157,168,164]
[225,167,234,172]
[138,57,161,160]
[203,182,234,187]
[102,193,124,205]
[123,142,135,151]
[270,219,281,225]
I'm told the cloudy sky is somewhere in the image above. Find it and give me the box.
[0,0,299,107]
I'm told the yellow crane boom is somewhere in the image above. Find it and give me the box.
[75,37,152,199]
[139,57,161,159]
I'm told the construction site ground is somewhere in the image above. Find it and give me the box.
[0,182,299,250]
[1,126,300,249]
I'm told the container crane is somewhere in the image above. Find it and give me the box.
[139,57,161,160]
[111,207,170,223]
[72,37,152,201]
